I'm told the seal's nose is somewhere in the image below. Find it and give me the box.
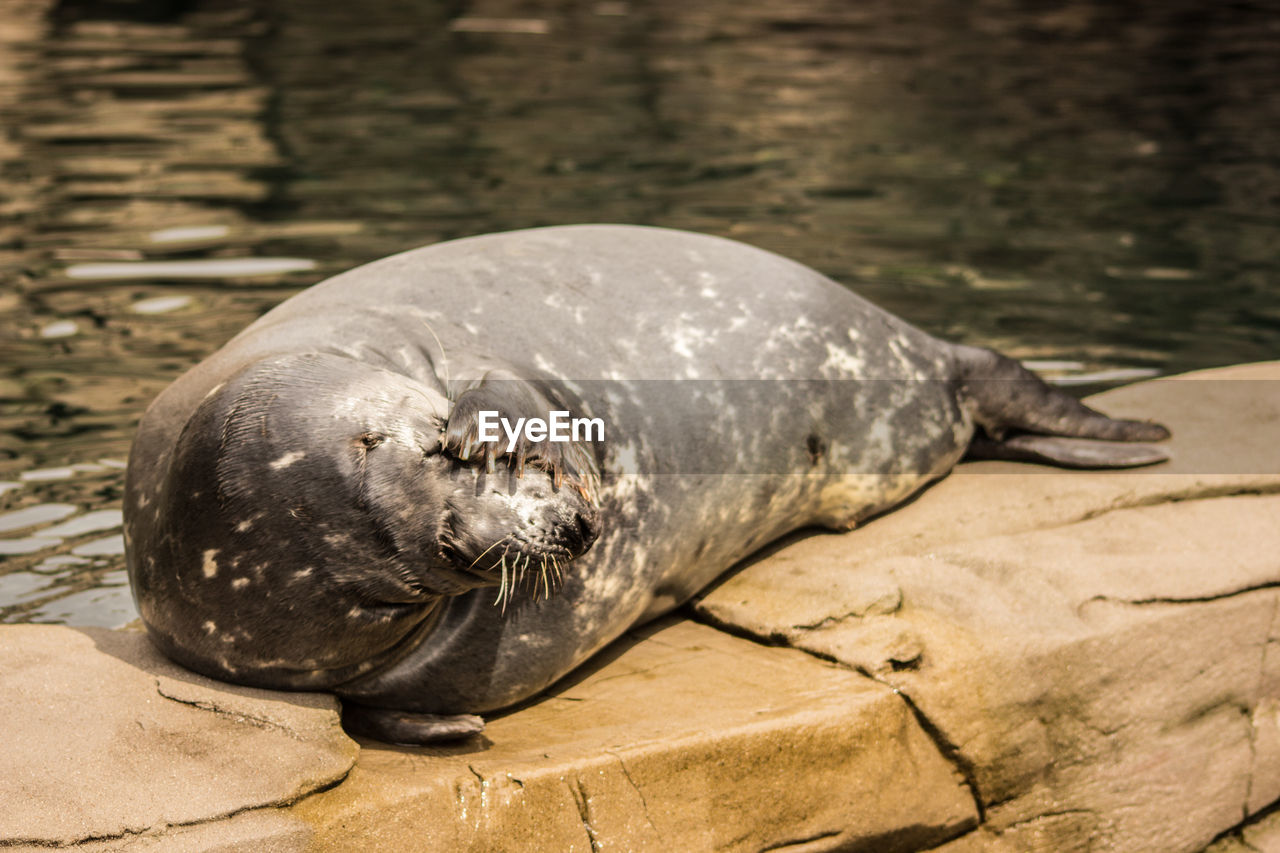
[561,505,600,556]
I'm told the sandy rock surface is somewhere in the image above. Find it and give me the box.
[0,625,354,849]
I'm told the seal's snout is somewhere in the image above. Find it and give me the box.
[566,505,601,554]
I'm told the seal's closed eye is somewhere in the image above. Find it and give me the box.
[358,432,385,449]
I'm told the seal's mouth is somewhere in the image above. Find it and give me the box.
[468,547,557,599]
[438,509,600,606]
[441,536,577,595]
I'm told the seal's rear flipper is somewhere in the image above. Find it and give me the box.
[955,344,1171,469]
[341,702,484,745]
[967,433,1169,468]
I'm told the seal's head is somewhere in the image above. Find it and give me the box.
[127,352,600,690]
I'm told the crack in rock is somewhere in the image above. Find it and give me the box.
[567,775,600,853]
[687,608,987,827]
[864,671,987,825]
[3,772,346,849]
[1198,795,1280,852]
[1063,483,1280,530]
[1243,593,1279,823]
[791,612,862,632]
[154,679,299,739]
[1084,582,1280,610]
[996,808,1097,834]
[604,750,660,839]
[788,586,904,632]
[790,602,903,632]
[758,829,843,851]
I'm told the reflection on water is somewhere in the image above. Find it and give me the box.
[63,256,317,280]
[2,0,1279,624]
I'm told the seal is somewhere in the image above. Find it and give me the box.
[124,225,1169,743]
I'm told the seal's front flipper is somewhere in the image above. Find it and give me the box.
[341,702,484,745]
[967,433,1169,468]
[955,344,1171,469]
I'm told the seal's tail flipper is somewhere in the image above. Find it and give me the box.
[954,344,1171,469]
[965,433,1171,468]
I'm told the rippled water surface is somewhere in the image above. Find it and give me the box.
[3,0,1279,624]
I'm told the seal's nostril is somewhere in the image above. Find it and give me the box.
[575,512,598,547]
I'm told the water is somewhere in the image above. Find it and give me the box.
[2,0,1279,625]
